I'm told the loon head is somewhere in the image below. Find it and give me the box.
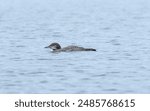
[45,42,61,51]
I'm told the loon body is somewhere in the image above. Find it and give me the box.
[45,42,96,52]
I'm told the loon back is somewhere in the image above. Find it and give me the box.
[61,45,96,51]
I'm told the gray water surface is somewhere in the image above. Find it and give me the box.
[0,0,150,93]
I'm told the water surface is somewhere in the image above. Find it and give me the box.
[0,0,150,93]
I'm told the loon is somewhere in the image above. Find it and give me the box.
[45,42,96,52]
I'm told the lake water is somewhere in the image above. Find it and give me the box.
[0,0,150,93]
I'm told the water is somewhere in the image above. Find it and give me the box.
[0,0,150,93]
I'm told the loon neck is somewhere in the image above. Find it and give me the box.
[53,48,61,51]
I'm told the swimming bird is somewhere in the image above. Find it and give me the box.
[45,42,96,52]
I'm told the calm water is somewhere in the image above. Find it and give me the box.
[0,0,150,93]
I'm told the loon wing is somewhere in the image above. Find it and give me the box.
[61,45,85,51]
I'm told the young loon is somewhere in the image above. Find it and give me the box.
[45,42,96,52]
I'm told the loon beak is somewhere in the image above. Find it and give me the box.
[44,46,50,48]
